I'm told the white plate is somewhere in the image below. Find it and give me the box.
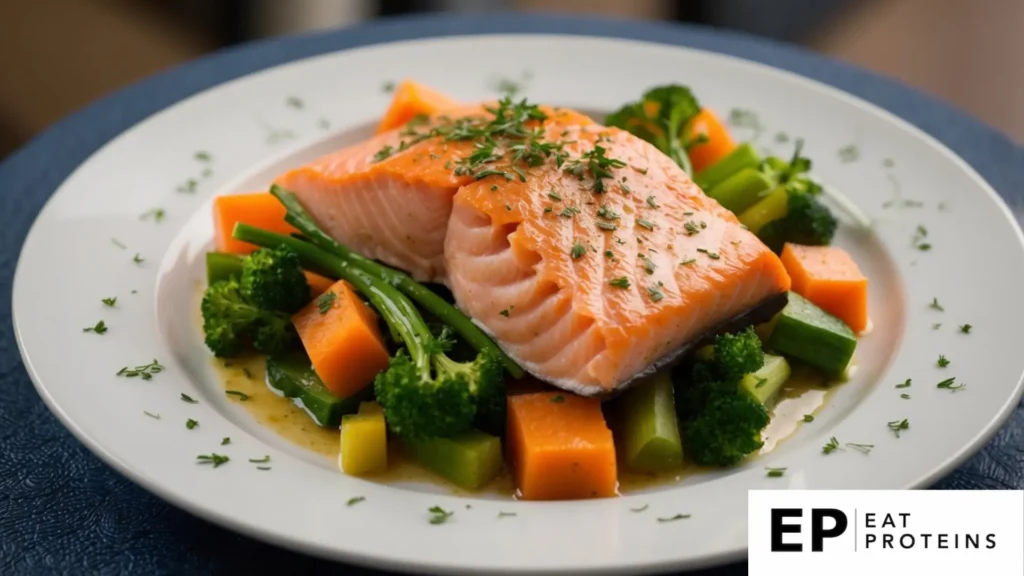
[12,35,1024,574]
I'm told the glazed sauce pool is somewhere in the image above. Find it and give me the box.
[214,356,835,497]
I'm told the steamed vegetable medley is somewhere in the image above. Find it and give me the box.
[200,81,869,500]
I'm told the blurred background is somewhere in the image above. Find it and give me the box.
[2,0,1022,160]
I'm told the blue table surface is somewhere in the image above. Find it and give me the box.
[1,13,1022,576]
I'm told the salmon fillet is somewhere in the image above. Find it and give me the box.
[274,104,592,283]
[276,98,790,395]
[444,121,791,395]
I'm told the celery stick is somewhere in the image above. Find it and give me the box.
[706,167,774,214]
[615,371,683,473]
[694,143,761,191]
[740,354,791,405]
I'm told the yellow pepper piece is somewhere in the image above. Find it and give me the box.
[340,401,387,475]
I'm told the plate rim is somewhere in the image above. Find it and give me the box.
[8,20,1024,576]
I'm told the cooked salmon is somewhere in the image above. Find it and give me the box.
[276,98,790,395]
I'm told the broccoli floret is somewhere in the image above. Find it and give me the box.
[201,278,297,358]
[241,246,310,313]
[757,192,838,253]
[605,85,701,173]
[676,327,769,466]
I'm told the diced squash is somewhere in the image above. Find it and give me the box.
[303,271,335,298]
[686,108,737,173]
[292,279,390,398]
[213,192,298,255]
[340,401,387,475]
[507,392,617,501]
[780,243,868,333]
[377,80,462,133]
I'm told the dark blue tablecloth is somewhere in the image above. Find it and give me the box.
[1,13,1022,576]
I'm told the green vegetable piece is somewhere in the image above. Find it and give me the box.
[756,192,838,253]
[605,85,701,174]
[739,354,791,404]
[205,252,244,284]
[705,167,773,214]
[615,371,683,473]
[694,143,761,190]
[266,352,369,427]
[241,245,311,314]
[768,292,856,375]
[739,186,788,234]
[405,429,503,490]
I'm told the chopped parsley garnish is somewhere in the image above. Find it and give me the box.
[221,437,231,445]
[548,191,562,202]
[372,145,395,163]
[382,81,395,93]
[900,393,911,400]
[497,511,517,518]
[428,506,454,525]
[803,414,814,422]
[505,204,512,211]
[499,307,511,318]
[558,206,580,218]
[822,437,841,455]
[347,496,366,507]
[226,390,249,401]
[132,253,145,264]
[647,283,664,303]
[196,453,229,468]
[604,250,615,259]
[937,355,950,368]
[551,395,565,403]
[186,419,198,430]
[285,96,304,109]
[180,393,198,404]
[490,185,498,192]
[571,241,586,260]
[640,254,656,274]
[111,238,127,250]
[596,221,618,231]
[657,514,691,523]
[937,377,966,391]
[846,443,874,454]
[683,221,702,236]
[116,359,164,380]
[754,377,768,389]
[543,206,553,213]
[912,225,931,251]
[728,108,763,139]
[932,323,942,330]
[609,277,631,289]
[645,195,660,209]
[316,291,337,314]
[596,204,620,220]
[564,145,626,193]
[895,379,911,389]
[101,297,117,307]
[696,248,720,260]
[140,208,166,223]
[83,320,108,334]
[774,132,790,144]
[257,466,271,471]
[176,178,198,193]
[765,467,787,478]
[680,258,697,266]
[636,218,656,231]
[143,411,160,419]
[194,151,212,162]
[960,324,973,334]
[883,158,894,168]
[887,419,909,437]
[929,298,944,311]
[631,504,649,513]
[249,455,271,463]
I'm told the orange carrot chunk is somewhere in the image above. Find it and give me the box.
[507,392,617,501]
[213,193,298,255]
[303,271,335,298]
[376,80,462,133]
[780,243,869,333]
[686,108,737,173]
[292,279,391,398]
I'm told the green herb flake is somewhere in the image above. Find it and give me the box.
[221,437,231,445]
[194,151,212,162]
[837,144,860,163]
[657,514,691,523]
[802,414,814,423]
[846,443,874,454]
[382,81,395,93]
[83,320,108,334]
[596,204,620,220]
[631,504,649,513]
[754,377,768,389]
[313,291,337,315]
[571,241,586,260]
[558,206,580,219]
[900,393,911,400]
[937,377,966,391]
[347,496,366,507]
[497,511,517,518]
[133,253,145,265]
[226,390,250,401]
[548,191,563,202]
[683,220,702,236]
[176,178,198,193]
[143,411,160,419]
[959,324,973,334]
[645,195,660,209]
[249,455,271,463]
[140,208,166,223]
[637,218,656,231]
[196,453,229,468]
[647,283,665,303]
[640,254,656,275]
[596,221,618,231]
[887,418,909,438]
[186,419,199,430]
[765,467,787,478]
[257,466,271,471]
[774,132,790,144]
[929,297,944,311]
[286,96,304,109]
[932,323,942,330]
[543,206,553,214]
[822,437,841,455]
[180,393,198,404]
[609,277,631,289]
[895,379,912,389]
[101,297,117,307]
[937,355,950,368]
[499,307,511,318]
[116,359,164,380]
[696,248,720,260]
[680,258,697,266]
[551,395,565,403]
[428,506,454,525]
[111,238,127,250]
[373,145,395,163]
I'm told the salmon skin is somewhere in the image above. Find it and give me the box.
[275,98,791,396]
